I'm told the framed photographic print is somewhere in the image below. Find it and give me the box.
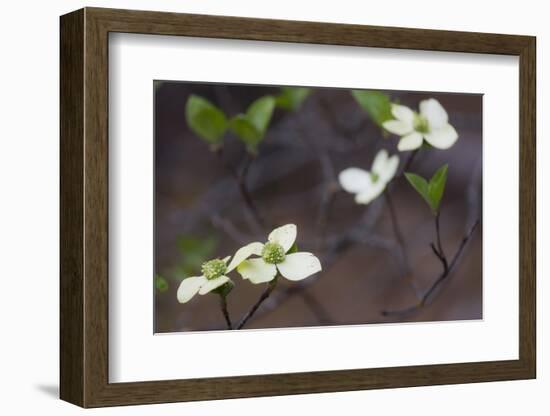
[60,7,536,408]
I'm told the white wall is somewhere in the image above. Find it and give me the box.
[0,0,545,414]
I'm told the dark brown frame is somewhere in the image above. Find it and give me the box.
[60,7,536,408]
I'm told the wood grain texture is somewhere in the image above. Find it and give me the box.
[518,38,536,375]
[59,7,536,408]
[59,8,84,406]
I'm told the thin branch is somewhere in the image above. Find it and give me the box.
[215,148,268,232]
[434,212,449,273]
[381,219,479,317]
[219,295,232,330]
[237,278,278,329]
[401,149,419,176]
[386,149,420,193]
[430,242,446,264]
[234,155,268,231]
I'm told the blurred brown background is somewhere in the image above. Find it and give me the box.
[154,81,482,333]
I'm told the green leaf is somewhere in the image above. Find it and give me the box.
[275,87,311,111]
[351,90,393,127]
[405,165,449,215]
[230,95,276,151]
[405,172,431,207]
[246,95,276,135]
[155,275,169,293]
[230,115,263,150]
[428,164,448,214]
[185,95,227,145]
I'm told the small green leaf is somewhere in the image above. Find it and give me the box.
[405,165,449,215]
[230,95,276,151]
[275,87,311,111]
[351,90,393,127]
[230,115,263,149]
[246,95,276,135]
[185,95,227,145]
[428,164,448,214]
[405,172,431,207]
[155,275,169,293]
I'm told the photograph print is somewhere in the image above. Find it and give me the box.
[154,81,482,333]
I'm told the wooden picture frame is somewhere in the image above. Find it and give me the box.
[60,7,536,408]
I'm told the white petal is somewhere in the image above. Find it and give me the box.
[222,256,231,263]
[391,104,415,125]
[338,167,372,194]
[371,149,389,175]
[382,120,414,136]
[226,242,264,272]
[268,224,297,252]
[354,180,386,205]
[378,154,399,183]
[372,150,399,183]
[277,252,322,281]
[237,258,277,284]
[397,131,423,152]
[176,276,207,304]
[420,98,448,130]
[423,124,459,149]
[198,276,230,295]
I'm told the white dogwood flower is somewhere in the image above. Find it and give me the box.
[177,256,235,304]
[339,149,399,205]
[233,224,322,284]
[382,98,459,151]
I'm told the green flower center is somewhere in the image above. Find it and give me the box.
[201,259,227,280]
[370,172,380,183]
[414,113,430,134]
[262,242,286,264]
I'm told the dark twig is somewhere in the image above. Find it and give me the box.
[430,243,446,264]
[219,295,232,330]
[401,149,419,176]
[382,148,420,263]
[237,277,278,329]
[386,149,420,193]
[215,148,267,232]
[434,212,449,273]
[381,219,480,317]
[234,155,268,231]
